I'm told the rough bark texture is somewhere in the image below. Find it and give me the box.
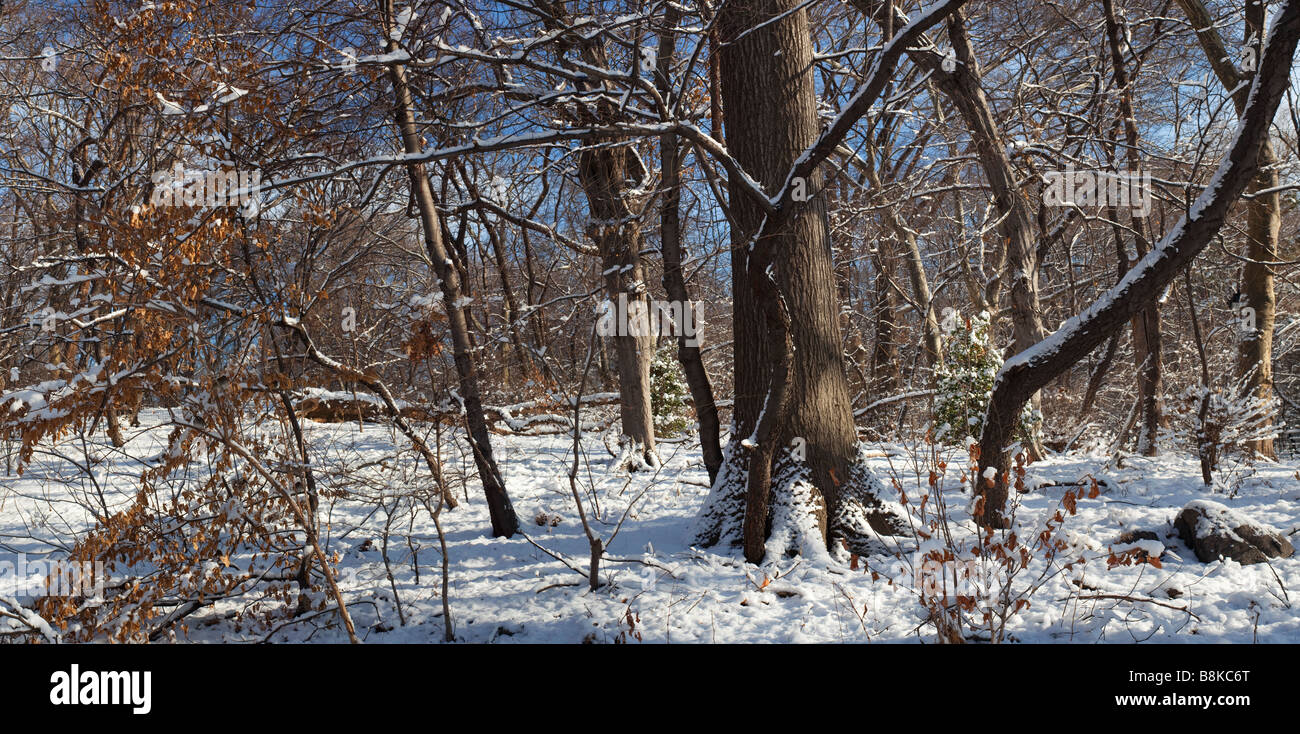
[719,0,861,546]
[577,146,659,467]
[383,4,519,537]
[974,0,1300,527]
[693,0,961,558]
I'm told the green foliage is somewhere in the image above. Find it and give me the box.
[650,341,691,437]
[932,309,1038,445]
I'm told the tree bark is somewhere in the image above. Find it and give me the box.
[540,1,658,468]
[720,0,860,555]
[1241,173,1279,459]
[693,0,961,559]
[1240,2,1278,459]
[656,8,723,484]
[381,0,518,537]
[1102,0,1163,456]
[577,146,659,467]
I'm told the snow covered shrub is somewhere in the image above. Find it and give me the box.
[650,341,691,437]
[31,424,333,642]
[1,595,56,640]
[1166,372,1279,465]
[932,308,1038,446]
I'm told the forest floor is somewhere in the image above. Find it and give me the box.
[3,408,1298,643]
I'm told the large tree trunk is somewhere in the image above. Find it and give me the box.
[695,0,961,560]
[974,0,1300,526]
[723,0,855,545]
[382,0,518,537]
[697,0,899,561]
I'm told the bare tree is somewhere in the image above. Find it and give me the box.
[975,0,1300,527]
[379,0,519,537]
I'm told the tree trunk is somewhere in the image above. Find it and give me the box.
[695,0,960,558]
[459,163,537,383]
[656,10,723,484]
[942,10,1045,446]
[578,145,659,468]
[1175,0,1280,459]
[720,0,869,554]
[1241,173,1279,459]
[1240,2,1278,459]
[382,0,518,537]
[538,2,658,468]
[1103,0,1163,457]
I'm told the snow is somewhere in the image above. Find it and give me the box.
[213,82,248,105]
[1182,498,1284,542]
[298,387,410,411]
[3,411,1296,642]
[390,6,414,42]
[155,93,184,115]
[356,50,412,65]
[1112,539,1170,559]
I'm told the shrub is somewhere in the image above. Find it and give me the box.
[932,309,1039,446]
[650,341,691,437]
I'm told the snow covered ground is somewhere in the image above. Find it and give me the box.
[2,409,1297,643]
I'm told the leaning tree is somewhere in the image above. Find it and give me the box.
[974,0,1300,528]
